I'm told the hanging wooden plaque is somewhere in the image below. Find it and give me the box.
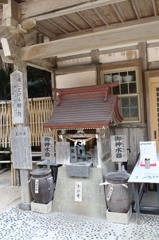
[41,136,54,160]
[10,70,24,124]
[11,126,32,169]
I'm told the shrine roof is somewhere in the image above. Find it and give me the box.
[44,83,123,130]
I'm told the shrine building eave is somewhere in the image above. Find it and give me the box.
[44,83,123,130]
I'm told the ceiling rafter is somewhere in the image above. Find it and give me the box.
[94,8,108,26]
[77,12,94,29]
[112,3,124,23]
[19,0,127,21]
[151,0,157,17]
[62,15,81,31]
[55,16,159,40]
[47,19,68,34]
[34,23,56,40]
[115,3,125,22]
[130,0,140,20]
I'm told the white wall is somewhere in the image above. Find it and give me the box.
[56,70,96,88]
[148,47,159,62]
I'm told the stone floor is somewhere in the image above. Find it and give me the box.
[1,169,159,240]
[0,205,159,240]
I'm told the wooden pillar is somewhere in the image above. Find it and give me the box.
[13,34,32,210]
[138,42,148,123]
[91,49,100,85]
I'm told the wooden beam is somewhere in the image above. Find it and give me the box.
[56,16,159,41]
[27,58,56,72]
[3,0,18,21]
[19,0,126,21]
[138,42,147,123]
[34,23,56,40]
[151,0,157,17]
[148,61,159,70]
[0,0,8,4]
[91,49,99,63]
[3,2,36,34]
[21,20,159,61]
[99,45,138,55]
[1,37,20,60]
[57,45,138,62]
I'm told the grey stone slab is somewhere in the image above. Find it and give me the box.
[19,202,31,211]
[56,142,70,165]
[66,161,93,177]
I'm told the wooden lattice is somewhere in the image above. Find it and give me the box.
[0,101,12,148]
[0,97,54,148]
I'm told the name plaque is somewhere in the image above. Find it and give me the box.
[10,70,24,124]
[111,135,127,162]
[41,136,54,160]
[11,126,32,169]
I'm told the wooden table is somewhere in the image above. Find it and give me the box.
[128,156,159,224]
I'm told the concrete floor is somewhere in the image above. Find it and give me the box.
[1,169,159,239]
[0,169,21,213]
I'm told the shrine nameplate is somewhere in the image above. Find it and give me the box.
[56,142,70,165]
[10,70,24,124]
[111,135,127,162]
[41,136,54,160]
[11,127,32,169]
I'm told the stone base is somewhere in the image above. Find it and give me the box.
[31,200,52,214]
[106,205,132,224]
[53,166,106,219]
[19,203,31,211]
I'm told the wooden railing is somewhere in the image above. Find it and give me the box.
[0,97,54,148]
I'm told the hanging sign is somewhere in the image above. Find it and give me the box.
[111,135,127,162]
[41,136,54,160]
[10,70,24,124]
[11,126,32,169]
[140,141,157,166]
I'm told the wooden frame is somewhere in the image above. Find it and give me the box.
[100,60,142,124]
[145,70,159,143]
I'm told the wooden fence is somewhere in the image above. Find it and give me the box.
[0,97,54,149]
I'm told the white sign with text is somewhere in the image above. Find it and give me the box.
[10,70,24,124]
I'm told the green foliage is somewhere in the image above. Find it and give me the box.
[27,66,52,98]
[0,67,52,100]
[0,68,12,100]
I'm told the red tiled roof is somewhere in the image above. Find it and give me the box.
[44,84,122,129]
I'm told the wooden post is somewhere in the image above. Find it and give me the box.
[14,60,33,210]
[11,33,32,210]
[91,49,100,85]
[138,42,148,123]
